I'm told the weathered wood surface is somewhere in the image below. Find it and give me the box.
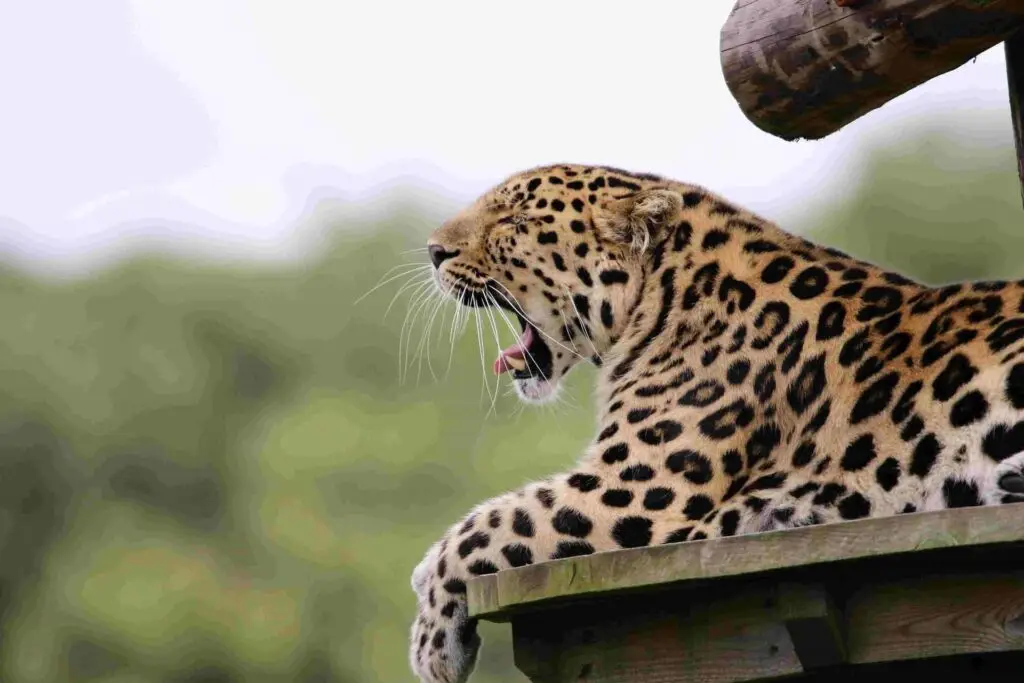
[721,0,1024,141]
[507,574,1024,682]
[511,585,823,683]
[846,572,1024,663]
[468,504,1024,619]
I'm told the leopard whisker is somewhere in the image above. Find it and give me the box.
[472,306,498,410]
[414,286,449,385]
[399,280,437,385]
[384,269,435,322]
[409,284,445,383]
[480,300,506,418]
[438,281,474,382]
[397,278,434,373]
[355,262,433,306]
[557,310,581,355]
[426,284,457,381]
[442,281,464,380]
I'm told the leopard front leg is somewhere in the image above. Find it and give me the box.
[408,488,544,683]
[408,471,680,683]
[409,536,481,683]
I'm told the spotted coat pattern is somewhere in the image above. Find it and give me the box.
[409,164,1024,683]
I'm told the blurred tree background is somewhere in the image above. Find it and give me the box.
[0,111,1021,683]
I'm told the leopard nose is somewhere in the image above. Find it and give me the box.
[428,245,459,269]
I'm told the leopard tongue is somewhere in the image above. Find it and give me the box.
[493,324,534,375]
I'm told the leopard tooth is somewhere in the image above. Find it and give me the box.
[504,355,528,372]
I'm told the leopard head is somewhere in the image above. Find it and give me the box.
[427,164,683,403]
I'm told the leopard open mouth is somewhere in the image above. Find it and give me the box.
[493,312,554,381]
[457,283,554,381]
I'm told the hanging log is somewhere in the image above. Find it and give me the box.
[721,0,1024,141]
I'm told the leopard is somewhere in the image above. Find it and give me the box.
[408,163,1024,683]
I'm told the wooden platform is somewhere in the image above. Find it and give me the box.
[467,504,1024,682]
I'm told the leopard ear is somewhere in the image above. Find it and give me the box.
[594,189,682,253]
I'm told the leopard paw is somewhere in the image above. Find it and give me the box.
[994,451,1024,504]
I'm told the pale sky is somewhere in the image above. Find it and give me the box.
[0,1,1015,275]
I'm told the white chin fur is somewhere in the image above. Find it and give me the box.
[513,376,559,404]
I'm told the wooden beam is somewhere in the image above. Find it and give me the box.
[510,584,826,683]
[721,0,1024,141]
[1006,30,1024,209]
[775,583,847,670]
[845,572,1024,663]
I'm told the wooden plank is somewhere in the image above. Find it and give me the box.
[720,0,1024,140]
[510,584,831,683]
[846,572,1024,664]
[468,505,1024,620]
[1006,30,1024,210]
[467,571,500,619]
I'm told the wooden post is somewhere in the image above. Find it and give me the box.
[1006,29,1024,209]
[720,0,1024,141]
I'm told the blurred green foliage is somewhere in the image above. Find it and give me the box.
[0,111,1021,682]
